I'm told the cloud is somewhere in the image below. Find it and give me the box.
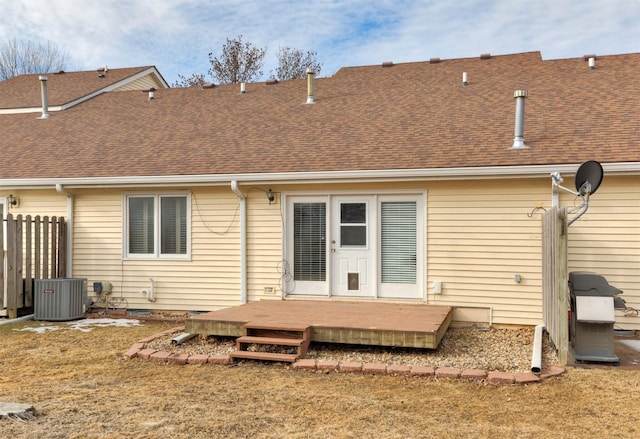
[1,0,638,84]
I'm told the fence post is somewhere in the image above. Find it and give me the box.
[42,216,49,280]
[34,216,41,280]
[25,215,33,307]
[58,217,67,278]
[51,216,57,278]
[6,214,17,318]
[0,215,4,309]
[556,208,569,365]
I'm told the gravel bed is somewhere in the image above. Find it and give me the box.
[145,326,559,373]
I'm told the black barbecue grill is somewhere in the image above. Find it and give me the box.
[568,271,625,364]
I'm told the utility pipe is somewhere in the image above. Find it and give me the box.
[531,324,545,373]
[230,181,247,304]
[141,278,155,302]
[55,184,74,277]
[0,314,34,325]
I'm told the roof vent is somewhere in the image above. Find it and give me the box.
[38,75,49,119]
[588,57,596,70]
[382,61,394,67]
[583,54,597,61]
[54,70,65,75]
[240,82,246,94]
[480,53,491,60]
[266,78,279,85]
[512,90,528,149]
[306,68,314,104]
[143,87,155,100]
[429,57,441,64]
[462,72,468,86]
[202,83,216,89]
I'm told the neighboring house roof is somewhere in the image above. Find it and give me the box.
[0,66,168,114]
[0,52,639,185]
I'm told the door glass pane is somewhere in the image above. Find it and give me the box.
[129,197,154,254]
[161,196,187,254]
[381,201,417,283]
[340,225,366,246]
[340,203,366,223]
[340,202,367,247]
[293,202,326,281]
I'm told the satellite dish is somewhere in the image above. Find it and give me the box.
[574,160,603,196]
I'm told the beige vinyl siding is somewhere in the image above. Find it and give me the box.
[113,73,165,91]
[426,179,547,326]
[565,176,640,330]
[7,176,637,329]
[72,187,242,311]
[246,188,284,301]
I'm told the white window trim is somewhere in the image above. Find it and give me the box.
[122,191,191,260]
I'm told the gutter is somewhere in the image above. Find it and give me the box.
[230,181,247,304]
[55,184,73,277]
[2,162,639,190]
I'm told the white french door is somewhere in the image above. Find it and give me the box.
[285,193,424,300]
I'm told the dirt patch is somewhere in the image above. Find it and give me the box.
[1,318,639,438]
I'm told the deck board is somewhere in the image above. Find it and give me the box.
[187,300,453,349]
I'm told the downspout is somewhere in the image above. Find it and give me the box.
[55,184,73,277]
[531,324,545,373]
[230,181,247,304]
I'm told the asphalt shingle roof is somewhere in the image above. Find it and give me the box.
[0,66,157,110]
[1,52,638,181]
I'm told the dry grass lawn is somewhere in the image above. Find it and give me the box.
[1,318,639,438]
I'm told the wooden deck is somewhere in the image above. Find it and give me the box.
[186,300,453,349]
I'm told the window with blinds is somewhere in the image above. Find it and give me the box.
[293,202,326,281]
[161,196,187,254]
[380,201,417,283]
[126,193,189,258]
[129,196,154,254]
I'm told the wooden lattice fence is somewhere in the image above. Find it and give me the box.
[1,214,66,318]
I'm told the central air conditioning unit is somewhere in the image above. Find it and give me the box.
[34,278,88,321]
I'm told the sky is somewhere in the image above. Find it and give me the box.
[1,0,638,85]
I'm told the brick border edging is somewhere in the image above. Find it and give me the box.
[124,327,566,385]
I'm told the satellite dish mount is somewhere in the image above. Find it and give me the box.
[551,160,603,226]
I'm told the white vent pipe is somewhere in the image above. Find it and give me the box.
[39,76,49,119]
[511,90,528,149]
[306,68,314,104]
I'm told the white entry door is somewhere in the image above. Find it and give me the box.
[330,196,376,297]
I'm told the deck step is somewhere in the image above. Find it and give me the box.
[236,336,304,347]
[229,351,299,363]
[231,323,313,363]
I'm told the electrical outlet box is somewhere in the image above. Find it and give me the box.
[433,281,443,294]
[264,286,276,294]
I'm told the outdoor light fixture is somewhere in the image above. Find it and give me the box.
[7,194,17,206]
[266,189,275,204]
